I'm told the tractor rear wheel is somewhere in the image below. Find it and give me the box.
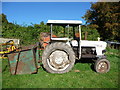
[42,42,75,73]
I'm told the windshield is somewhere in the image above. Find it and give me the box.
[51,25,79,39]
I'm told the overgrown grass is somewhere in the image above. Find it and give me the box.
[2,48,119,88]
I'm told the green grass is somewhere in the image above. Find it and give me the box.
[2,48,120,88]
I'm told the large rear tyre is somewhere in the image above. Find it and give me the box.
[42,42,75,73]
[94,59,110,73]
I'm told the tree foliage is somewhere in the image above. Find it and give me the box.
[1,13,100,46]
[81,25,100,41]
[83,2,120,42]
[1,14,45,45]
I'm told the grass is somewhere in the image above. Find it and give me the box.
[2,48,120,88]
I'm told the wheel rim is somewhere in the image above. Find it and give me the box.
[97,61,108,73]
[47,50,70,71]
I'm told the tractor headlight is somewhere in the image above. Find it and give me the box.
[102,50,106,54]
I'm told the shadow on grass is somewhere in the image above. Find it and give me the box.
[40,64,47,72]
[40,58,97,73]
[75,58,96,72]
[2,65,8,73]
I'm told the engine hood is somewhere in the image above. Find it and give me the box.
[80,40,107,49]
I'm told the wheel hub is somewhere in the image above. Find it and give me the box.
[55,57,64,64]
[98,61,108,72]
[48,50,70,70]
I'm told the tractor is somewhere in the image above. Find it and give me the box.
[41,20,110,74]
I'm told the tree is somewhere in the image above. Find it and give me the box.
[81,25,100,41]
[1,13,37,45]
[83,2,120,42]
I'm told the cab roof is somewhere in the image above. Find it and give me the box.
[47,20,82,26]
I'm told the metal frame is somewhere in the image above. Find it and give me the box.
[7,44,40,75]
[48,20,82,59]
[50,24,70,41]
[50,24,53,39]
[79,25,81,59]
[67,24,69,39]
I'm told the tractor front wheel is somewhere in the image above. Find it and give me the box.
[94,59,110,73]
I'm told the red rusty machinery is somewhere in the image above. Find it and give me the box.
[39,32,57,48]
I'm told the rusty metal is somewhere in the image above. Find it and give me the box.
[39,32,57,48]
[84,31,88,40]
[39,32,50,48]
[7,43,41,75]
[97,61,108,73]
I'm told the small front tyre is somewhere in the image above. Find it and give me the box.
[94,59,110,73]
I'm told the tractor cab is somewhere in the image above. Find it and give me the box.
[47,20,82,42]
[47,20,82,58]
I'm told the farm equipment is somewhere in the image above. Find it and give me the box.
[0,40,18,58]
[41,20,110,73]
[1,42,41,75]
[7,44,41,75]
[0,39,41,75]
[1,20,110,75]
